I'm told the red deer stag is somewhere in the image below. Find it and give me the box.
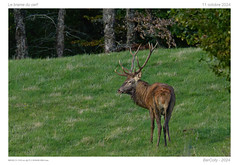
[115,43,175,147]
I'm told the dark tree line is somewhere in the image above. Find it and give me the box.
[103,9,115,53]
[9,9,182,59]
[102,9,136,53]
[126,9,135,48]
[9,9,102,59]
[11,9,66,59]
[56,9,66,57]
[13,9,28,59]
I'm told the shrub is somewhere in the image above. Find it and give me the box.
[133,11,176,48]
[171,9,231,81]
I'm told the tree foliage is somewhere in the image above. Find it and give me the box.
[171,9,231,81]
[133,10,176,48]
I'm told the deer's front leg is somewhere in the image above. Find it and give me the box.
[149,108,155,143]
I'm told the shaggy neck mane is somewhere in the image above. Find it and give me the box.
[131,80,150,109]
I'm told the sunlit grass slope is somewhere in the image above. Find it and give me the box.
[9,48,230,156]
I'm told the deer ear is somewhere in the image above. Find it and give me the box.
[134,72,142,81]
[138,72,142,79]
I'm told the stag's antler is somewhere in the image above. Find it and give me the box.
[115,42,158,76]
[135,42,158,74]
[114,61,128,77]
[114,44,141,76]
[129,44,141,72]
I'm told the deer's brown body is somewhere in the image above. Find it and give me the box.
[132,80,173,110]
[115,43,175,147]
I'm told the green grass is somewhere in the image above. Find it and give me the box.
[9,48,230,156]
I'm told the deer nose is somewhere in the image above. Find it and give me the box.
[117,89,122,93]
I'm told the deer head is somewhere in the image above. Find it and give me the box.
[115,43,158,94]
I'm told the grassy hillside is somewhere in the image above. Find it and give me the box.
[9,48,230,156]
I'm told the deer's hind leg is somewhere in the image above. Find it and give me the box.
[164,114,171,142]
[163,105,169,146]
[163,116,167,146]
[149,108,155,143]
[155,108,162,147]
[165,95,175,142]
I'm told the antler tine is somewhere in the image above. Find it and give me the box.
[129,44,141,56]
[152,42,158,50]
[129,44,141,72]
[115,44,143,77]
[114,68,128,77]
[135,42,158,74]
[114,60,130,77]
[129,47,136,72]
[119,60,130,73]
[136,56,140,70]
[148,42,151,50]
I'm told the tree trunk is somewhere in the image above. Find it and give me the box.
[13,9,28,59]
[56,9,65,57]
[126,9,135,48]
[103,9,115,53]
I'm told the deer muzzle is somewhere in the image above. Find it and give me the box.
[117,89,123,94]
